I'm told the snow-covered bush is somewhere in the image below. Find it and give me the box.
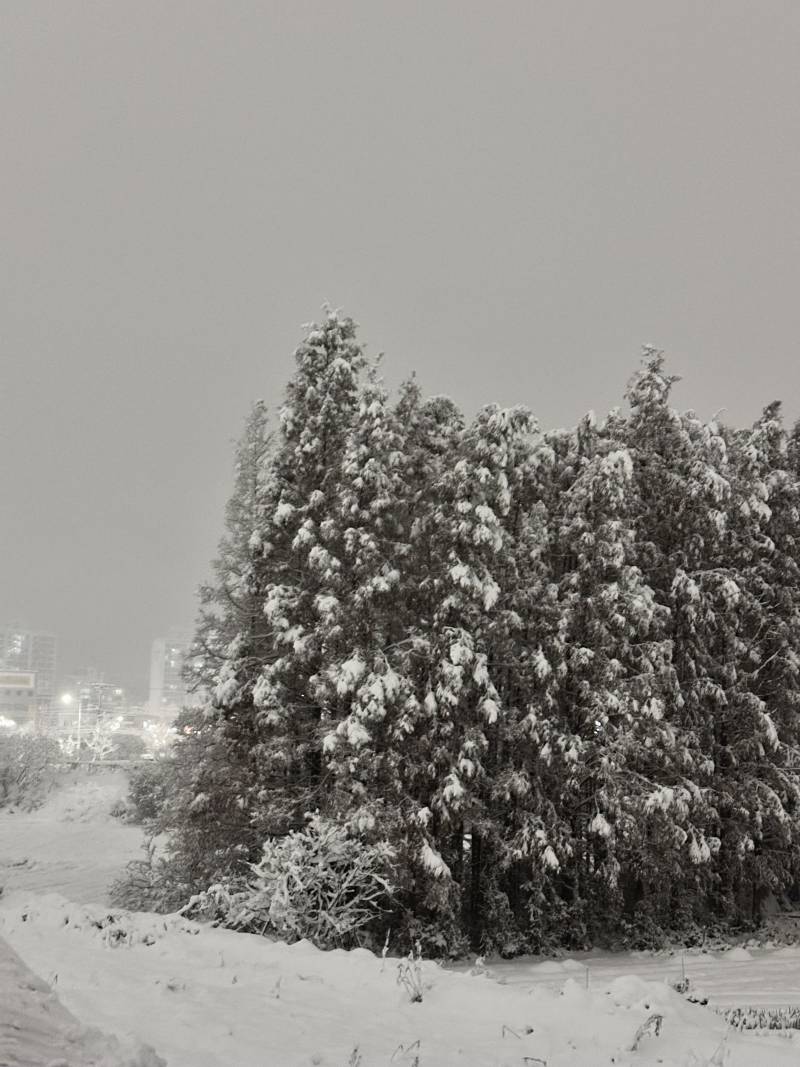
[110,838,194,914]
[0,733,61,809]
[185,814,396,949]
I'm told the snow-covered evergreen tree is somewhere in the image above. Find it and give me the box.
[620,351,800,930]
[400,403,537,949]
[718,404,800,916]
[219,309,368,834]
[189,400,273,694]
[165,311,368,895]
[310,361,425,887]
[557,410,701,935]
[162,400,275,890]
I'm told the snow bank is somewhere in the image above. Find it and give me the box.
[2,892,796,1067]
[725,946,754,961]
[0,932,164,1066]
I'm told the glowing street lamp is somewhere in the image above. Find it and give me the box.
[59,692,81,746]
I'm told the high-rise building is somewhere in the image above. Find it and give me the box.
[0,625,57,727]
[148,629,201,720]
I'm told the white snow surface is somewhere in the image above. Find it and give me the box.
[0,933,165,1066]
[0,767,143,903]
[2,769,800,1066]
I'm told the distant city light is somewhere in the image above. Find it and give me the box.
[60,693,74,705]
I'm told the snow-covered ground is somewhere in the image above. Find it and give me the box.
[491,941,800,1010]
[0,767,143,903]
[0,933,165,1067]
[2,769,800,1066]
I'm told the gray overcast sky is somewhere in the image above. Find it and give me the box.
[2,1,799,696]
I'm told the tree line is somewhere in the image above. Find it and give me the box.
[163,309,800,954]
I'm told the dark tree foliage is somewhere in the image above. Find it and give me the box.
[157,318,800,954]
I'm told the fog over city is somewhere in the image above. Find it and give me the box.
[3,1,799,695]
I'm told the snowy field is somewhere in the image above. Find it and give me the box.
[0,768,143,903]
[3,770,800,1066]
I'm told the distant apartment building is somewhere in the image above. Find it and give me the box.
[0,625,57,728]
[148,629,201,720]
[0,669,37,727]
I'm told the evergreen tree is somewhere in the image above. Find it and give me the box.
[154,402,275,893]
[405,403,536,949]
[558,411,699,937]
[621,351,800,929]
[314,363,417,817]
[189,400,273,694]
[719,404,800,916]
[219,309,368,834]
[484,421,580,952]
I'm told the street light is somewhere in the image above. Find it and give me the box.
[59,692,81,746]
